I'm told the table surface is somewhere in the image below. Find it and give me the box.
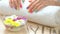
[0,17,56,34]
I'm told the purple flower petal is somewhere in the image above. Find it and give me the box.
[13,19,17,21]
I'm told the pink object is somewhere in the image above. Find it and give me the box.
[13,16,27,21]
[13,19,17,21]
[17,16,26,20]
[20,2,22,8]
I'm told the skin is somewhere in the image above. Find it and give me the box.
[9,0,60,13]
[9,0,21,9]
[28,0,60,12]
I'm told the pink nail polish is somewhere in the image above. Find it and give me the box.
[20,3,22,8]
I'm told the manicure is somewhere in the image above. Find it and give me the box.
[27,7,29,9]
[29,9,33,13]
[34,9,38,13]
[20,3,22,8]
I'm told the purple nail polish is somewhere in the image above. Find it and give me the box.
[27,7,29,9]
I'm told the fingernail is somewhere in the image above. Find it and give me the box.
[34,9,38,13]
[29,1,31,2]
[29,9,33,13]
[15,7,17,9]
[22,0,25,3]
[27,7,29,9]
[13,6,17,9]
[20,3,22,8]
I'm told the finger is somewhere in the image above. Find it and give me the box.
[28,0,40,13]
[29,0,34,2]
[16,0,21,9]
[29,0,32,2]
[13,0,21,9]
[17,0,21,4]
[17,0,21,9]
[33,1,48,12]
[35,2,47,12]
[32,0,43,12]
[13,0,18,9]
[28,0,39,10]
[27,0,36,9]
[9,0,14,8]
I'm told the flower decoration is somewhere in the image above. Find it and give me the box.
[4,15,26,27]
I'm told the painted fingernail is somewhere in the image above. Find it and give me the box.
[22,0,25,3]
[29,1,31,2]
[34,9,38,13]
[20,3,22,8]
[27,7,29,9]
[15,7,17,9]
[29,9,33,13]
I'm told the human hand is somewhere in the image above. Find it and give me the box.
[9,0,21,9]
[27,0,48,13]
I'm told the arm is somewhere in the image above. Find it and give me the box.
[47,0,60,6]
[54,1,60,6]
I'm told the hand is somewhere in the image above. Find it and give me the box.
[29,0,35,2]
[27,0,48,13]
[9,0,21,9]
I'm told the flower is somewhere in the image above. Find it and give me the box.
[4,15,26,27]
